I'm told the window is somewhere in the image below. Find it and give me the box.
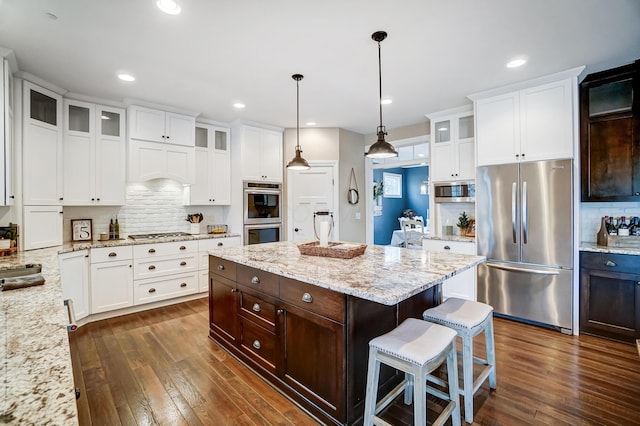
[383,172,402,198]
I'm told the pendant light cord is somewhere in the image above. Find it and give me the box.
[378,38,383,133]
[297,77,300,151]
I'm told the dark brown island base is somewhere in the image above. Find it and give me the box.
[207,241,484,425]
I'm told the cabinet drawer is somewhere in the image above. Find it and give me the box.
[239,290,276,331]
[280,277,345,323]
[91,245,133,263]
[134,272,198,305]
[237,265,279,297]
[198,236,241,252]
[580,252,640,274]
[239,317,277,372]
[133,254,197,280]
[422,239,476,255]
[133,240,197,258]
[209,256,236,281]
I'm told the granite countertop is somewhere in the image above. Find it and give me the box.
[0,247,78,425]
[579,242,640,256]
[210,241,485,306]
[423,235,476,243]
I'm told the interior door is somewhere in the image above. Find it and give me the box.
[288,165,334,242]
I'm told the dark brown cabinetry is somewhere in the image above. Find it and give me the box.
[208,255,437,425]
[580,251,640,343]
[580,59,640,201]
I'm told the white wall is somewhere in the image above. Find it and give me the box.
[579,201,640,243]
[434,202,475,236]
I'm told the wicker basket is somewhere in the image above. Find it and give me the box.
[297,241,367,259]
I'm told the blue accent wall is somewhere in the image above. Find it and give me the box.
[373,166,429,245]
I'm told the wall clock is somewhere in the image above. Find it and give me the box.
[71,219,93,242]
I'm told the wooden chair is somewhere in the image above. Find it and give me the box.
[401,219,425,248]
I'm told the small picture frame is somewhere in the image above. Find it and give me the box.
[71,219,93,242]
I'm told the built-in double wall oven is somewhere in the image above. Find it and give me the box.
[243,181,282,245]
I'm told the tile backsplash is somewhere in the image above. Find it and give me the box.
[63,179,227,241]
[579,201,640,242]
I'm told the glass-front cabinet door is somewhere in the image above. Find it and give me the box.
[30,89,58,126]
[434,119,451,143]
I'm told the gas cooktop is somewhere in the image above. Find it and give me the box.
[128,232,192,240]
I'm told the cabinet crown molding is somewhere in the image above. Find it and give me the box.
[123,98,199,117]
[425,104,473,120]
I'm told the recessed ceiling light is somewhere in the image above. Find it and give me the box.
[506,58,527,68]
[157,0,181,15]
[233,103,246,109]
[117,73,135,82]
[305,122,316,126]
[381,99,392,105]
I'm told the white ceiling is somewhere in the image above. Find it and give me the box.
[1,0,639,135]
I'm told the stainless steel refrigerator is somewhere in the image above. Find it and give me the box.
[476,159,573,333]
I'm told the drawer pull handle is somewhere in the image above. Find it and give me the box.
[443,245,451,250]
[148,248,156,253]
[180,282,187,288]
[277,309,284,315]
[148,288,156,293]
[217,242,223,247]
[252,303,261,312]
[218,265,225,270]
[148,265,156,270]
[108,252,117,257]
[252,340,261,350]
[302,292,313,303]
[179,245,186,250]
[251,276,260,285]
[604,260,617,267]
[180,261,187,266]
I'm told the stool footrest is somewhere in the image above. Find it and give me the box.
[433,401,457,426]
[375,380,407,415]
[472,366,495,394]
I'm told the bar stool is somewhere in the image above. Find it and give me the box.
[363,318,461,426]
[422,298,496,424]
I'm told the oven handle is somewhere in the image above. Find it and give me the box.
[244,189,281,195]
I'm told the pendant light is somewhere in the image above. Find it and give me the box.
[286,74,311,170]
[365,31,398,159]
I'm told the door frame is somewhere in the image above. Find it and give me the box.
[286,161,339,242]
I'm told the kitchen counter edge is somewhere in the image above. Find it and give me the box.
[423,235,476,243]
[579,242,640,256]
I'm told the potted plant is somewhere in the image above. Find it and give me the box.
[373,180,384,206]
[457,211,471,236]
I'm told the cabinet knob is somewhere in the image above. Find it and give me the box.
[9,195,14,199]
[162,135,165,139]
[180,282,187,288]
[252,303,261,312]
[252,340,261,350]
[251,276,260,285]
[96,198,100,201]
[179,246,186,250]
[166,136,170,140]
[108,252,117,257]
[294,228,299,232]
[301,292,313,303]
[148,288,156,293]
[635,192,640,196]
[522,153,525,157]
[604,260,617,267]
[231,288,238,293]
[217,242,223,247]
[211,199,215,202]
[515,154,519,158]
[218,265,225,270]
[59,197,64,201]
[277,309,284,315]
[148,265,156,270]
[148,248,156,253]
[91,198,95,201]
[180,261,187,266]
[443,245,451,250]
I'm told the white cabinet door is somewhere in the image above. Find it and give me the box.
[475,92,519,166]
[1,58,14,206]
[63,100,94,205]
[211,149,230,204]
[23,81,63,205]
[23,205,63,250]
[128,106,165,143]
[261,129,283,182]
[95,106,126,205]
[166,144,194,183]
[190,147,210,204]
[432,143,455,181]
[90,260,133,313]
[241,126,264,181]
[59,250,90,321]
[129,139,164,181]
[165,112,195,146]
[519,79,573,162]
[187,124,230,205]
[423,239,477,301]
[457,139,476,180]
[429,108,475,182]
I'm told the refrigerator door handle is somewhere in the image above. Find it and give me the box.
[511,182,517,244]
[522,181,528,244]
[485,262,560,275]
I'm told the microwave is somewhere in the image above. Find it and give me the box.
[434,181,475,203]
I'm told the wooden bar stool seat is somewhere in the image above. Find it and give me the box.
[422,297,496,424]
[363,318,461,426]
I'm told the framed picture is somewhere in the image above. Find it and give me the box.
[71,219,93,242]
[383,172,402,198]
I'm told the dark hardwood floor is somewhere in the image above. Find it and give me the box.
[69,298,640,426]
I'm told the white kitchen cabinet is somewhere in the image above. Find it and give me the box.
[128,105,195,146]
[427,106,475,182]
[59,250,90,321]
[90,246,134,314]
[128,139,194,184]
[23,205,63,250]
[63,100,125,205]
[197,236,241,292]
[237,125,283,182]
[423,238,477,301]
[0,58,15,206]
[474,78,574,166]
[23,81,63,205]
[187,123,231,205]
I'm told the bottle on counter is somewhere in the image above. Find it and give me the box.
[114,216,120,239]
[618,216,630,236]
[630,217,640,236]
[607,216,617,235]
[109,218,115,240]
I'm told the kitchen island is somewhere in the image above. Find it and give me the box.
[208,241,484,425]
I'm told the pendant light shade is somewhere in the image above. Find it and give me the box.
[286,74,311,170]
[365,31,398,159]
